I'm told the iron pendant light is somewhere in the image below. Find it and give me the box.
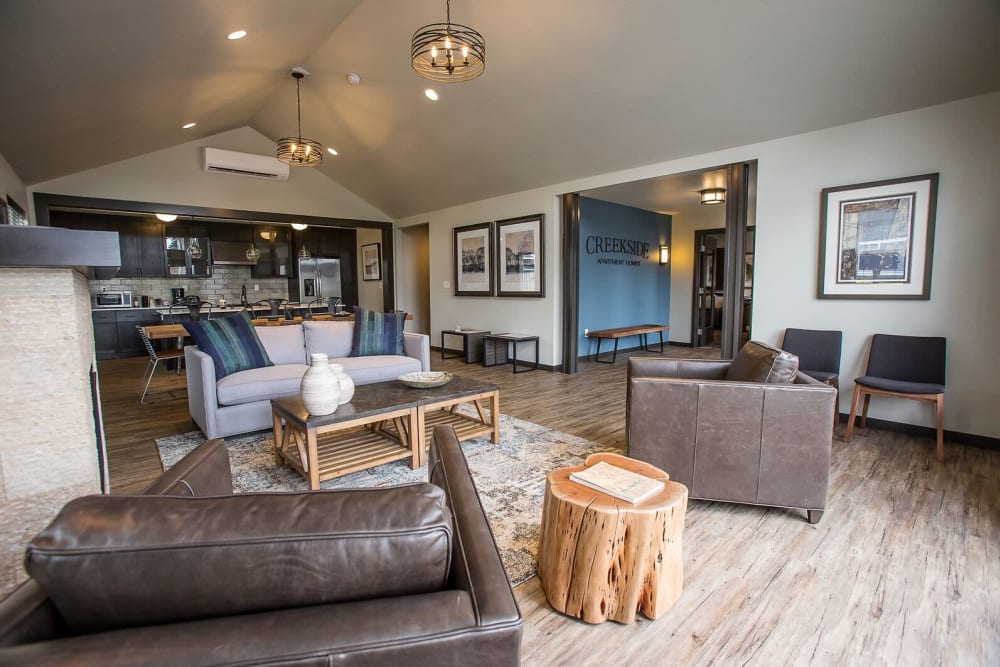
[411,0,486,83]
[276,69,323,166]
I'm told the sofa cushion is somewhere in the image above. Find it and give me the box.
[351,307,407,356]
[25,485,453,634]
[303,320,354,359]
[725,340,799,384]
[182,311,273,379]
[339,355,422,385]
[216,364,308,406]
[256,324,306,366]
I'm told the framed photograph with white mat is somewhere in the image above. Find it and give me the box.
[495,213,544,297]
[817,173,938,300]
[361,242,382,281]
[453,222,493,296]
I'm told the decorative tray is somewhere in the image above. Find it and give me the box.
[398,371,453,389]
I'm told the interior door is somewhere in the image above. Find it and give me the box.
[693,233,719,347]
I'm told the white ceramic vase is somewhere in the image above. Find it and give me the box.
[330,363,355,405]
[300,353,341,416]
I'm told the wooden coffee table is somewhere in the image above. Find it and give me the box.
[271,376,500,489]
[537,452,688,624]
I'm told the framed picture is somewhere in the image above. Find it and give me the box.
[453,222,493,296]
[361,242,382,281]
[818,173,938,299]
[495,214,545,297]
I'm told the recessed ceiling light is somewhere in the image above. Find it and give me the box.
[346,72,361,86]
[227,30,247,40]
[327,147,338,156]
[182,122,197,129]
[424,89,439,101]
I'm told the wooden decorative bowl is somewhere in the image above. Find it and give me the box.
[398,371,453,388]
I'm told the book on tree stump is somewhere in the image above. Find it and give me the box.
[569,461,664,503]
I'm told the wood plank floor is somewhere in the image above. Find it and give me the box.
[99,347,999,665]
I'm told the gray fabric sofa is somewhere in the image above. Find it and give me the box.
[186,320,431,438]
[626,355,837,523]
[0,426,523,666]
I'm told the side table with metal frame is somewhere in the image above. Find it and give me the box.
[483,333,540,373]
[441,329,490,363]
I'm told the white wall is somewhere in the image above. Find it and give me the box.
[399,91,1000,438]
[28,126,391,223]
[356,227,384,310]
[668,206,727,344]
[0,151,27,223]
[396,224,431,334]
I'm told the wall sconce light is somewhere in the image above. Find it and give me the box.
[659,245,670,265]
[700,188,726,205]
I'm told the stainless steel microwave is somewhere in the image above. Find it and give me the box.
[93,291,132,308]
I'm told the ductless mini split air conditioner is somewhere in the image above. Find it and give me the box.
[202,147,290,181]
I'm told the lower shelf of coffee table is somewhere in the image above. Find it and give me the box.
[279,425,413,483]
[421,408,495,443]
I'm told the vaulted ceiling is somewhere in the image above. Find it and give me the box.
[1,0,997,218]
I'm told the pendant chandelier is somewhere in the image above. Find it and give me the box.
[276,69,322,166]
[411,0,486,83]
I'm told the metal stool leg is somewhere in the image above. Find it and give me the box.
[140,358,160,405]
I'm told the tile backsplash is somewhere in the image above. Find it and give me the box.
[89,265,289,305]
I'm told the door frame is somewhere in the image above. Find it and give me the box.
[559,160,757,371]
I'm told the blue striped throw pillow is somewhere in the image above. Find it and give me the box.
[182,311,273,379]
[350,307,407,356]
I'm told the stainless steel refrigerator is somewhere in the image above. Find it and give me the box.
[299,258,342,302]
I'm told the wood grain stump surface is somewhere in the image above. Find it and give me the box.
[537,452,688,624]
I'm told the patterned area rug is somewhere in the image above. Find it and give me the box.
[155,412,617,586]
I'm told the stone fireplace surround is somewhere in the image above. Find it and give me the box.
[0,226,119,595]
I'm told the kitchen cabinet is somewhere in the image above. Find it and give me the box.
[165,220,211,277]
[118,219,167,277]
[91,309,162,360]
[49,210,166,277]
[92,311,119,359]
[250,224,291,279]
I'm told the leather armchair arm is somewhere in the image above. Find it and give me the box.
[142,439,232,496]
[429,426,522,635]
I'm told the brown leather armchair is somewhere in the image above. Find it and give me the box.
[626,355,837,523]
[0,426,522,666]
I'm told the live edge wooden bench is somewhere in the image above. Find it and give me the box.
[585,324,670,364]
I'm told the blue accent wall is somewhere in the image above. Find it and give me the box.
[578,197,671,358]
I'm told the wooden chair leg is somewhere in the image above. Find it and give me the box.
[861,394,871,429]
[845,385,864,443]
[935,394,945,462]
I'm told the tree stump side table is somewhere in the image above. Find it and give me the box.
[537,452,688,624]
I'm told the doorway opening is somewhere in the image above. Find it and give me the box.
[560,160,757,372]
[692,227,756,348]
[396,223,431,335]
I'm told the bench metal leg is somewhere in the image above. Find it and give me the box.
[594,337,618,364]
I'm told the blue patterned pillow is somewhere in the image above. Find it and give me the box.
[350,307,407,356]
[182,311,273,379]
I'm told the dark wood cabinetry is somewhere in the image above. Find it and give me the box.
[118,219,166,277]
[251,224,291,279]
[48,210,166,277]
[164,220,211,277]
[291,226,358,306]
[91,309,162,359]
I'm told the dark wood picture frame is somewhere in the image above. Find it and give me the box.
[453,222,493,296]
[818,173,938,300]
[361,242,382,281]
[495,213,545,298]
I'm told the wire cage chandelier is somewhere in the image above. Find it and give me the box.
[276,69,323,166]
[411,0,486,83]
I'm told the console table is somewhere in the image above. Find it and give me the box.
[483,333,540,373]
[440,328,490,363]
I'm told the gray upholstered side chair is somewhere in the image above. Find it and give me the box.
[781,328,843,427]
[845,334,946,461]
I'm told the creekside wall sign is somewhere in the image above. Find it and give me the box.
[584,235,650,266]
